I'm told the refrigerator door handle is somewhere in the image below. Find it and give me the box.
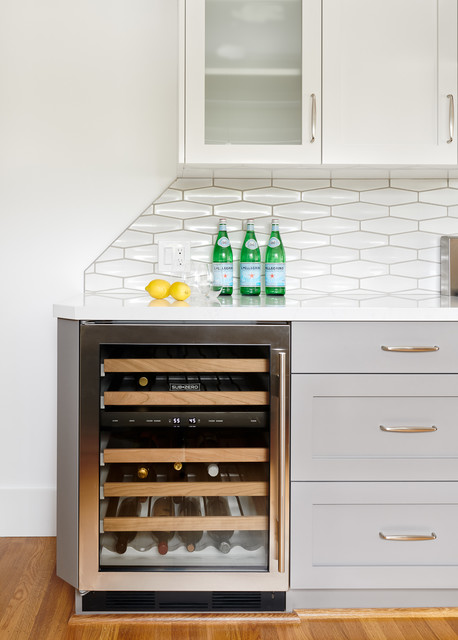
[278,351,287,573]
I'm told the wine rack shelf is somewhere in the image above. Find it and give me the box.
[103,447,269,464]
[103,358,269,373]
[103,515,269,532]
[103,481,268,498]
[104,391,269,406]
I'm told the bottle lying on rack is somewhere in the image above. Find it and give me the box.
[178,497,203,552]
[114,497,141,555]
[204,496,234,554]
[151,496,175,555]
[136,463,156,503]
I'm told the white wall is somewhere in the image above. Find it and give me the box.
[0,0,178,535]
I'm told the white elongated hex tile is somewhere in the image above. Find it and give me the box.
[155,201,212,219]
[131,215,182,233]
[361,188,418,205]
[332,261,389,278]
[390,231,440,250]
[282,231,329,249]
[184,186,242,205]
[96,247,124,261]
[361,217,417,234]
[85,273,123,291]
[361,246,417,263]
[214,179,272,190]
[184,217,221,234]
[390,179,448,191]
[302,188,359,205]
[125,245,158,263]
[172,178,213,190]
[243,187,301,205]
[190,245,214,262]
[391,202,446,220]
[301,217,359,234]
[154,189,183,204]
[390,260,439,278]
[96,259,154,277]
[285,260,331,278]
[272,179,330,190]
[333,202,388,220]
[419,276,441,291]
[420,217,458,235]
[420,188,458,206]
[301,245,359,263]
[331,179,389,191]
[274,201,330,220]
[154,229,211,247]
[113,230,153,248]
[448,206,458,218]
[300,274,359,292]
[360,275,415,293]
[332,231,388,249]
[418,247,440,262]
[255,217,301,234]
[215,201,271,219]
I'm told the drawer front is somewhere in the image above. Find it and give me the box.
[291,374,458,481]
[292,322,458,373]
[291,482,458,589]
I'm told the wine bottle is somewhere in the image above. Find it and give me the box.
[178,497,203,552]
[212,218,233,296]
[114,497,141,554]
[265,218,286,296]
[151,496,175,555]
[240,219,261,296]
[204,496,233,554]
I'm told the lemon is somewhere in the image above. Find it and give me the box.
[169,281,191,301]
[145,279,170,299]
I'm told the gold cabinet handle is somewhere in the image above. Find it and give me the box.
[381,346,439,352]
[379,532,437,542]
[310,94,316,143]
[380,425,437,433]
[278,351,286,574]
[447,94,454,143]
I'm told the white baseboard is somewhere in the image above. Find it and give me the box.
[0,487,56,536]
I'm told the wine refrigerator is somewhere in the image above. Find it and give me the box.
[57,321,290,613]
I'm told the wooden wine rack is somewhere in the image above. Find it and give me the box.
[104,391,269,406]
[103,447,269,464]
[103,515,269,532]
[103,358,269,373]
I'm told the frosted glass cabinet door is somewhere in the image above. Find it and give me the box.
[185,0,321,164]
[322,0,458,165]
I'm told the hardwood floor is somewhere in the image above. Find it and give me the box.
[2,538,458,640]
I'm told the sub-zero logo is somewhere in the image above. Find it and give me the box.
[169,383,201,391]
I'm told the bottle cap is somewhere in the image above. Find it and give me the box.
[247,218,254,224]
[219,218,227,223]
[219,541,231,554]
[137,466,149,479]
[158,542,169,555]
[272,219,279,224]
[173,462,183,471]
[207,463,219,477]
[138,376,149,387]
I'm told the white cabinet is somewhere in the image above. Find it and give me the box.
[322,0,458,164]
[184,0,321,164]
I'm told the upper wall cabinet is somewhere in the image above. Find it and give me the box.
[184,0,321,164]
[322,0,458,165]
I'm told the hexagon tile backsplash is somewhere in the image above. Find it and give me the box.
[84,177,458,302]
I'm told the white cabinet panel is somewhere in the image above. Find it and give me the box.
[291,482,458,589]
[185,0,321,164]
[322,0,457,164]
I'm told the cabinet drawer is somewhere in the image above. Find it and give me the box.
[292,322,458,373]
[291,374,458,481]
[291,482,458,589]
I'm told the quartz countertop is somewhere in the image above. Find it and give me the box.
[53,292,458,321]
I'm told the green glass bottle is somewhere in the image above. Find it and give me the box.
[212,218,233,295]
[265,218,286,296]
[240,219,261,296]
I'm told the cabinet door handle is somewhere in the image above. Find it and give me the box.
[310,94,316,143]
[379,532,437,542]
[380,425,437,433]
[381,345,439,353]
[447,94,454,143]
[278,351,286,574]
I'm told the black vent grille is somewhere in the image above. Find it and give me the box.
[81,591,285,613]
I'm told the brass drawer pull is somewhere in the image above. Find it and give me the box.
[380,425,437,433]
[379,532,437,542]
[381,346,439,352]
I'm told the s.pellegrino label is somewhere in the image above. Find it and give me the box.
[265,219,286,296]
[240,219,261,296]
[212,218,233,295]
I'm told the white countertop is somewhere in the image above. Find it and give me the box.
[53,292,458,321]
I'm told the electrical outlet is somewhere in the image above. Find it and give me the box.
[158,241,191,274]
